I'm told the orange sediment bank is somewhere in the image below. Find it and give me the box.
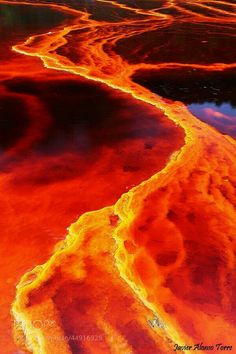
[0,0,235,353]
[12,102,236,353]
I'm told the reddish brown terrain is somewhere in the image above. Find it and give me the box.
[0,1,235,353]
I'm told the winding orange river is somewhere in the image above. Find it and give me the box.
[0,0,236,353]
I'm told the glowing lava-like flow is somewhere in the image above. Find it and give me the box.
[1,0,235,353]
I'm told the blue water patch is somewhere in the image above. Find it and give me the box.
[188,102,236,139]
